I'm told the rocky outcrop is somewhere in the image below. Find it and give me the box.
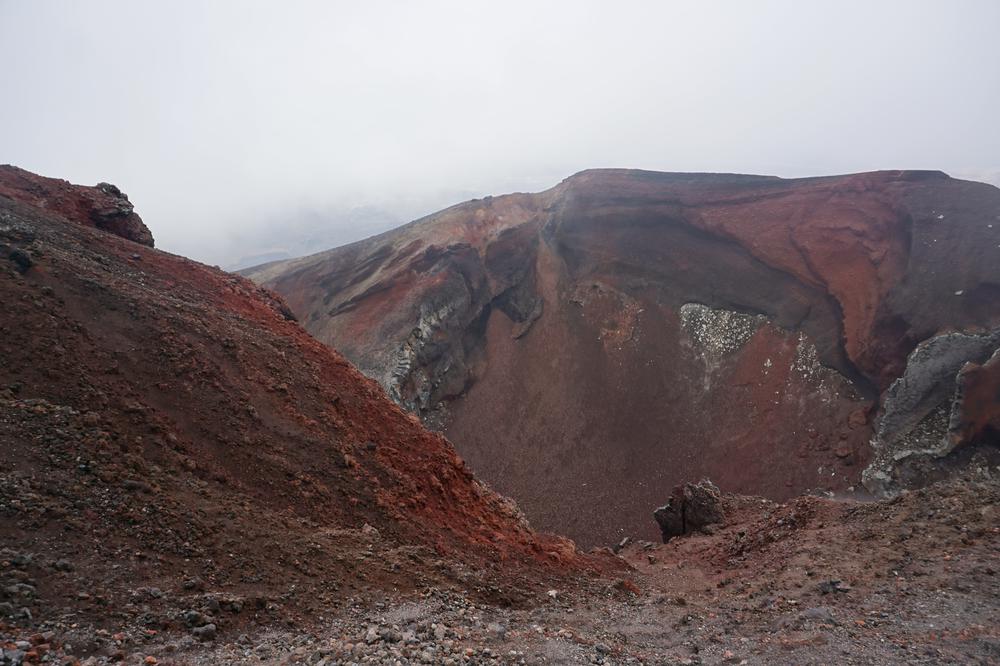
[653,480,724,542]
[0,165,154,246]
[864,330,1000,494]
[243,169,1000,546]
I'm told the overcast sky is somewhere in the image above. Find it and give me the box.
[2,1,998,266]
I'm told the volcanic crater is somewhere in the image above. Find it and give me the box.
[244,168,1000,546]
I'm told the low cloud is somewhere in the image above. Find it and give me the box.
[2,1,997,265]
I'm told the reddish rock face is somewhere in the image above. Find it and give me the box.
[0,165,154,246]
[0,173,587,625]
[953,350,1000,447]
[243,169,1000,547]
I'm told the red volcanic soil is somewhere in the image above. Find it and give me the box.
[0,165,154,246]
[0,169,598,644]
[244,169,1000,548]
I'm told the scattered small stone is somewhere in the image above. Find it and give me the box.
[799,606,839,625]
[11,553,32,568]
[183,610,208,627]
[123,478,152,493]
[378,628,401,643]
[613,536,631,554]
[183,578,205,592]
[191,623,216,642]
[8,248,33,273]
[487,622,507,639]
[817,580,851,595]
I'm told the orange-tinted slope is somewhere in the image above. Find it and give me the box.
[0,169,587,635]
[243,169,1000,546]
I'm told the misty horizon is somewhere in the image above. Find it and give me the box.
[2,0,998,267]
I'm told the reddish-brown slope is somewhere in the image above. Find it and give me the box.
[0,169,590,639]
[0,165,154,246]
[243,169,1000,547]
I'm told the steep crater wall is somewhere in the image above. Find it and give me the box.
[244,169,1000,546]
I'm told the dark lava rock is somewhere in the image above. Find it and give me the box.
[183,610,209,627]
[191,623,217,641]
[653,479,724,542]
[8,248,32,273]
[817,579,851,595]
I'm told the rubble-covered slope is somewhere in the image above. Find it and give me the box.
[244,169,1000,546]
[89,473,998,665]
[0,169,589,648]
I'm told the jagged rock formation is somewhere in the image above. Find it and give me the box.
[864,329,1000,493]
[243,169,1000,546]
[0,167,587,638]
[0,165,154,246]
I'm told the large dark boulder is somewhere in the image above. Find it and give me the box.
[653,480,724,542]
